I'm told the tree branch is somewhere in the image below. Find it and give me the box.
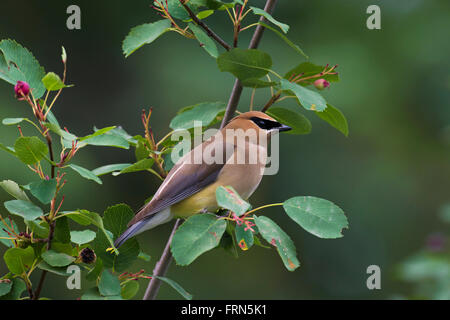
[143,0,279,300]
[180,0,232,51]
[220,0,279,128]
[143,219,181,300]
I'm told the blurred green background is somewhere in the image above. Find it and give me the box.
[0,0,449,299]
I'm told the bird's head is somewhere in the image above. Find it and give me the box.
[224,111,291,138]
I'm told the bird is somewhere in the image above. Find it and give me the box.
[114,111,291,248]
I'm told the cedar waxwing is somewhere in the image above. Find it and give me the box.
[114,111,291,247]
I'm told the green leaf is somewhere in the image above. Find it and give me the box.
[25,220,49,238]
[86,258,103,281]
[4,199,43,221]
[170,101,226,130]
[42,72,67,91]
[284,62,339,86]
[171,213,227,266]
[215,186,251,216]
[54,216,71,243]
[189,23,218,58]
[235,224,254,251]
[92,204,139,272]
[121,281,140,300]
[138,251,151,262]
[253,216,300,271]
[41,250,75,267]
[250,6,289,33]
[64,210,117,255]
[29,179,57,204]
[0,278,26,300]
[0,39,46,99]
[14,136,48,165]
[135,138,149,161]
[81,132,130,149]
[266,107,312,135]
[81,287,103,300]
[217,48,272,81]
[68,164,103,184]
[122,20,172,57]
[43,122,77,142]
[283,197,348,239]
[315,104,349,137]
[154,275,193,300]
[0,280,13,297]
[79,126,116,142]
[113,159,154,176]
[257,22,308,59]
[0,142,16,156]
[0,218,18,247]
[2,118,25,125]
[98,270,121,296]
[92,163,132,176]
[279,79,327,111]
[166,0,201,20]
[37,261,71,276]
[3,247,35,274]
[0,180,30,201]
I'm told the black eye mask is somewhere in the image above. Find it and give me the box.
[250,117,283,130]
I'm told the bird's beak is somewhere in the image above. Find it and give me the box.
[277,124,292,132]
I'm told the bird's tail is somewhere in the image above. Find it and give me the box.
[114,207,173,248]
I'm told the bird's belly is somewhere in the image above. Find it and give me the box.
[171,184,220,218]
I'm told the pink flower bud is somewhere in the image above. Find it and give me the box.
[14,81,30,99]
[314,78,330,90]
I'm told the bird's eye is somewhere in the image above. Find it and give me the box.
[250,117,281,130]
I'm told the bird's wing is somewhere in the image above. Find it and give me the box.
[128,139,235,226]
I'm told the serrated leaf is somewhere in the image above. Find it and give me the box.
[189,23,218,58]
[4,199,43,221]
[266,107,311,135]
[283,196,348,239]
[0,180,30,201]
[280,79,327,111]
[215,186,251,216]
[14,136,48,165]
[123,20,172,57]
[217,48,272,81]
[92,204,139,271]
[29,179,57,204]
[41,250,75,267]
[0,39,46,98]
[92,163,132,176]
[250,6,289,33]
[170,101,226,130]
[171,213,226,266]
[3,247,35,274]
[253,215,300,271]
[315,104,349,137]
[68,164,103,184]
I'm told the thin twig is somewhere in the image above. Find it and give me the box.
[143,219,181,300]
[220,0,278,128]
[179,0,232,51]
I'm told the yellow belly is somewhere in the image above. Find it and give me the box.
[170,182,220,218]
